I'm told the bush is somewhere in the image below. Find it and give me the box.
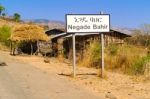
[90,41,101,66]
[108,44,118,55]
[81,40,101,68]
[125,27,150,47]
[80,41,148,75]
[0,25,11,46]
[105,44,147,75]
[129,54,150,75]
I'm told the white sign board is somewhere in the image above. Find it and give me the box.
[66,14,110,33]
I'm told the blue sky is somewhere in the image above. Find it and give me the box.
[0,0,150,28]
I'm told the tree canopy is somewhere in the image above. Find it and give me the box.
[13,13,21,22]
[0,5,5,15]
[126,24,150,47]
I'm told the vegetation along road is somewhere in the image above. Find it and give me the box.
[0,51,104,99]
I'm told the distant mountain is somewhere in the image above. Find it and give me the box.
[112,27,134,35]
[24,19,65,30]
[33,19,50,24]
[23,19,134,35]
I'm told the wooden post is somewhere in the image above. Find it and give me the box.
[30,42,33,55]
[72,33,76,77]
[10,41,12,55]
[100,11,105,78]
[37,40,39,55]
[101,33,104,77]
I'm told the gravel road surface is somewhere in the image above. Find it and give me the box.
[0,51,104,99]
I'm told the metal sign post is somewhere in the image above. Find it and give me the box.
[72,33,76,77]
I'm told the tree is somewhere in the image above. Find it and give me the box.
[126,25,150,47]
[0,5,5,16]
[141,24,150,47]
[2,13,6,17]
[11,25,49,55]
[13,13,21,22]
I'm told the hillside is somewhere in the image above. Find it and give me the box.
[0,18,49,30]
[0,18,20,27]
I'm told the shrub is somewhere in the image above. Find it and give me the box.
[81,40,101,68]
[108,44,118,55]
[0,25,11,46]
[90,41,101,66]
[129,54,150,75]
[80,41,148,75]
[105,44,147,75]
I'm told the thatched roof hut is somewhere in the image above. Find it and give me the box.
[10,24,49,41]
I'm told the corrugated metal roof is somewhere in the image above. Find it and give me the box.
[49,28,132,39]
[111,27,132,35]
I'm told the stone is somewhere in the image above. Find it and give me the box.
[0,62,7,66]
[44,58,50,63]
[105,92,117,99]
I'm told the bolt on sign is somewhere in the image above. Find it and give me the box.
[66,14,110,33]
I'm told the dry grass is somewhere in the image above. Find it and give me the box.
[79,41,148,75]
[0,18,21,28]
[79,40,101,68]
[105,44,147,73]
[11,24,49,41]
[0,43,9,51]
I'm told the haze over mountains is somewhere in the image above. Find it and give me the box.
[23,19,133,35]
[24,19,65,29]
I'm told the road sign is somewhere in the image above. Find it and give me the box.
[66,14,110,33]
[66,14,110,77]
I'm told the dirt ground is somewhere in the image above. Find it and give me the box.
[16,56,150,99]
[0,50,150,99]
[0,51,104,99]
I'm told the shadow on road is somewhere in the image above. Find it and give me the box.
[58,73,97,77]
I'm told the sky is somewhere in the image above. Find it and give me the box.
[0,0,150,28]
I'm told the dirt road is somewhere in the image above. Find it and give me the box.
[0,51,104,99]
